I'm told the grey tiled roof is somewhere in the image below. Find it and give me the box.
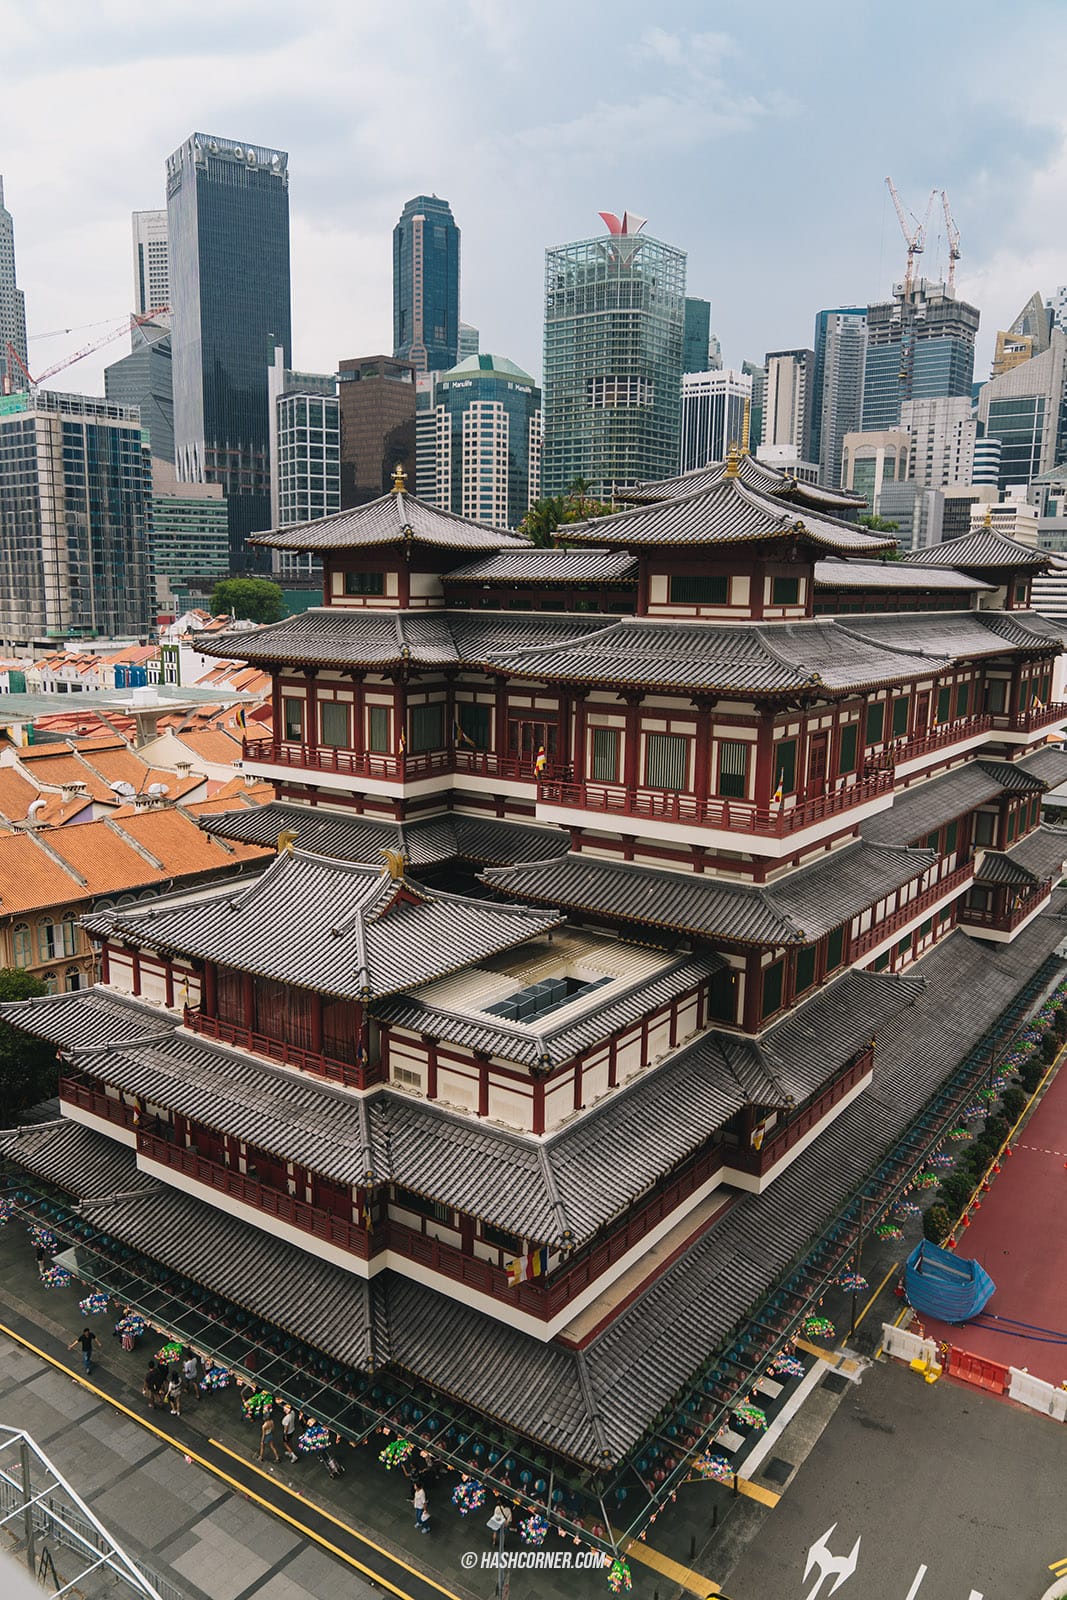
[202,609,613,669]
[974,825,1067,886]
[197,803,570,870]
[249,490,528,552]
[618,455,868,512]
[443,550,638,584]
[0,1119,154,1202]
[80,1180,376,1371]
[0,987,177,1052]
[560,477,894,555]
[484,841,937,947]
[903,529,1049,570]
[861,760,1043,848]
[837,609,1033,661]
[1018,747,1067,786]
[814,558,991,592]
[82,850,562,1001]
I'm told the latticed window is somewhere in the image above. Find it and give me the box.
[410,703,445,753]
[645,733,687,791]
[283,697,304,742]
[717,741,748,798]
[319,701,348,748]
[367,706,390,752]
[838,724,858,774]
[591,728,620,782]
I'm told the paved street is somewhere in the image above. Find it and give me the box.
[721,1356,1065,1600]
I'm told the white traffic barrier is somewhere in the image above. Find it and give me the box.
[1007,1366,1067,1421]
[880,1322,935,1366]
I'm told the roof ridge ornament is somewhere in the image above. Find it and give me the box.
[724,443,742,478]
[382,848,406,880]
[391,464,407,494]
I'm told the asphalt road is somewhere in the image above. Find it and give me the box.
[723,1357,1065,1600]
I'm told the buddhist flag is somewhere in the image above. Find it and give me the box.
[453,716,475,748]
[236,705,247,730]
[750,1115,772,1151]
[506,1246,548,1286]
[534,745,547,775]
[772,770,784,805]
[1033,693,1044,710]
[398,730,407,753]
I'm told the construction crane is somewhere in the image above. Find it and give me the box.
[3,307,169,394]
[885,177,937,296]
[940,190,961,292]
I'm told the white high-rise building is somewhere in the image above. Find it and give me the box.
[679,370,752,472]
[0,177,28,393]
[812,309,866,489]
[761,349,814,462]
[132,210,170,318]
[900,396,977,489]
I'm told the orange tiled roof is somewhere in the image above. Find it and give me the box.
[0,766,38,820]
[170,727,242,766]
[0,833,84,914]
[13,748,115,803]
[204,775,273,804]
[48,819,168,895]
[113,807,266,869]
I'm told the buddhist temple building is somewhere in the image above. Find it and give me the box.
[4,455,1067,1554]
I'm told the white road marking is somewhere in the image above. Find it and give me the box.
[902,1566,927,1600]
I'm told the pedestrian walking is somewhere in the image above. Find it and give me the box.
[413,1483,430,1534]
[143,1361,161,1408]
[258,1414,280,1463]
[281,1403,297,1462]
[35,1244,49,1275]
[166,1369,183,1417]
[68,1328,96,1375]
[181,1350,200,1402]
[150,1363,169,1409]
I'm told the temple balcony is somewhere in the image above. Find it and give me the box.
[536,769,895,857]
[59,1077,139,1145]
[986,701,1067,746]
[957,877,1054,942]
[183,1007,368,1090]
[850,859,974,961]
[884,713,993,774]
[240,736,569,798]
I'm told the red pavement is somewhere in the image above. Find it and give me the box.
[917,1058,1067,1385]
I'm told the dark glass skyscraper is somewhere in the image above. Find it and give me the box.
[862,280,979,431]
[166,133,291,570]
[393,196,460,373]
[683,297,711,373]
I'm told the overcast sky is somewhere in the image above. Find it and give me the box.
[5,0,1067,395]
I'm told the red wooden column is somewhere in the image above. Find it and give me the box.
[203,962,217,1018]
[129,949,141,996]
[349,672,365,757]
[571,690,589,782]
[692,697,715,804]
[753,707,775,809]
[303,669,318,750]
[242,972,255,1031]
[424,1038,439,1100]
[310,993,324,1056]
[100,943,111,984]
[532,1078,546,1137]
[164,958,174,1009]
[493,677,508,762]
[622,693,643,793]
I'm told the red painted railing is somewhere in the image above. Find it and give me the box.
[958,878,1053,932]
[60,1077,138,1131]
[242,737,567,786]
[991,702,1067,734]
[537,769,894,838]
[184,1008,366,1089]
[727,1047,874,1178]
[885,714,992,763]
[850,860,974,959]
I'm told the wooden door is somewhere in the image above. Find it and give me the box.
[913,691,930,737]
[807,732,830,794]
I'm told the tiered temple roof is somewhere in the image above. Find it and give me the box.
[249,488,529,553]
[615,454,868,513]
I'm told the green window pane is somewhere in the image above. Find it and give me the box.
[717,740,748,798]
[645,733,688,791]
[592,727,620,782]
[794,945,817,994]
[838,724,858,775]
[772,576,800,606]
[865,702,885,745]
[367,705,390,752]
[776,740,797,795]
[668,574,728,604]
[825,927,844,971]
[761,961,784,1019]
[892,696,910,737]
[320,701,348,748]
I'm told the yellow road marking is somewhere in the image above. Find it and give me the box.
[735,1476,780,1507]
[793,1335,835,1361]
[1049,1555,1067,1575]
[209,1438,460,1597]
[612,1526,720,1594]
[853,1260,899,1333]
[0,1317,461,1600]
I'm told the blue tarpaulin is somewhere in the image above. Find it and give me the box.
[905,1240,996,1323]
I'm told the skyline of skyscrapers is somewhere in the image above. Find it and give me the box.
[679,368,751,473]
[167,131,292,571]
[392,195,460,374]
[0,178,28,395]
[542,214,686,496]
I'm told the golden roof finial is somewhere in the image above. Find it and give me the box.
[391,463,408,495]
[983,504,993,529]
[724,442,742,479]
[276,829,297,853]
[382,848,406,880]
[741,397,751,455]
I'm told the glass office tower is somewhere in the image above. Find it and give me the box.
[166,133,291,571]
[862,280,979,431]
[393,195,460,373]
[811,308,866,488]
[543,221,686,497]
[418,354,541,528]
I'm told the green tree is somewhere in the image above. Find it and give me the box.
[520,497,568,547]
[0,970,58,1123]
[211,578,284,624]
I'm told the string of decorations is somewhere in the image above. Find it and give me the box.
[802,1315,835,1339]
[835,1273,868,1294]
[115,1313,146,1339]
[606,1557,632,1593]
[40,1265,70,1289]
[78,1293,109,1316]
[690,1451,733,1482]
[297,1422,331,1453]
[198,1364,231,1392]
[241,1389,274,1420]
[28,1224,56,1251]
[377,1437,415,1469]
